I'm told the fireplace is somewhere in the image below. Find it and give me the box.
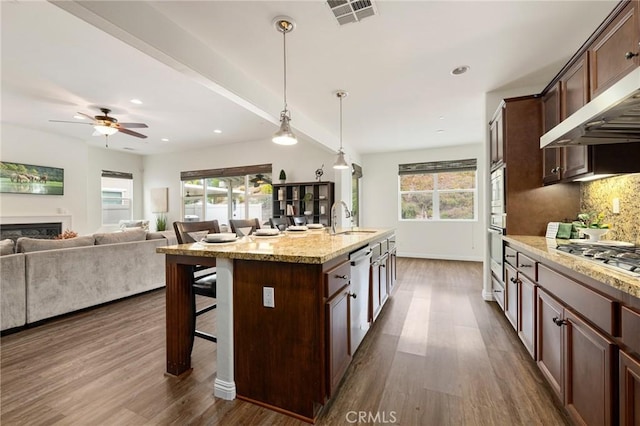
[0,222,62,242]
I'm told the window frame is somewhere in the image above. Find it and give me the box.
[398,160,478,222]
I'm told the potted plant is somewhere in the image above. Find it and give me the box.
[156,214,167,232]
[279,169,286,184]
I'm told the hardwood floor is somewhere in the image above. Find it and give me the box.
[1,258,570,425]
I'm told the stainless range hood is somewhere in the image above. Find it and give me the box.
[540,67,640,148]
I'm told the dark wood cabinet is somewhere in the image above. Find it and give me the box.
[564,309,615,426]
[325,280,351,398]
[537,288,565,402]
[517,273,537,359]
[489,106,504,170]
[273,181,334,226]
[542,82,562,185]
[589,0,640,98]
[560,53,591,180]
[619,350,640,426]
[504,262,518,330]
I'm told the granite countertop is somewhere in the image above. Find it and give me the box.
[157,228,394,264]
[503,235,640,298]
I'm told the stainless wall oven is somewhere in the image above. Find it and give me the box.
[489,167,506,281]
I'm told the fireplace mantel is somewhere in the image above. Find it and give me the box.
[0,215,72,232]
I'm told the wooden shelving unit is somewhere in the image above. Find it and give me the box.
[272,181,334,226]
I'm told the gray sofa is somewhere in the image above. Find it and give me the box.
[0,229,173,331]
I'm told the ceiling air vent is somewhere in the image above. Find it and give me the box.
[327,0,377,25]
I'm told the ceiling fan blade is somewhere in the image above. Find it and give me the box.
[118,128,147,139]
[118,122,148,129]
[49,120,92,125]
[77,112,96,121]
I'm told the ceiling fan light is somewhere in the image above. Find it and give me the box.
[272,114,297,145]
[333,150,349,169]
[94,125,117,136]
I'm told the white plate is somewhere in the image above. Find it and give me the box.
[199,237,239,245]
[253,234,284,239]
[307,224,324,229]
[204,232,237,242]
[254,228,280,236]
[287,226,308,232]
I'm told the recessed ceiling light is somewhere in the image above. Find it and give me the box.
[214,129,222,134]
[130,99,143,105]
[161,138,169,142]
[123,147,135,151]
[439,116,445,120]
[436,129,445,134]
[73,114,85,120]
[450,65,470,76]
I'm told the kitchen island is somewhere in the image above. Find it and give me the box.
[157,227,395,423]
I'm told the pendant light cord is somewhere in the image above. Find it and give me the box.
[282,30,288,113]
[339,95,343,151]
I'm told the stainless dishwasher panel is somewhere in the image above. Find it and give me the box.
[350,245,372,352]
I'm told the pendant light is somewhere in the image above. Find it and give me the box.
[272,16,298,145]
[333,90,349,169]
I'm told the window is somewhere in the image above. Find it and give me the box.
[352,163,363,227]
[101,170,133,225]
[398,159,477,221]
[180,164,272,226]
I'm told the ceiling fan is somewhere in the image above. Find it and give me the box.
[250,174,272,187]
[50,108,148,139]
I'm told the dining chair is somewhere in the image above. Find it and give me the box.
[173,220,220,349]
[229,218,261,236]
[291,216,308,226]
[269,217,290,231]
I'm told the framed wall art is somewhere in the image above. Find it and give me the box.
[0,161,64,195]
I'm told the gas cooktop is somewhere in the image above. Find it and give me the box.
[555,242,640,277]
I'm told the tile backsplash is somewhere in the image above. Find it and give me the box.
[580,173,640,245]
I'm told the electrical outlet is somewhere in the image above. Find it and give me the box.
[613,198,620,214]
[263,287,275,308]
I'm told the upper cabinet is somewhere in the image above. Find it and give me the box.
[540,0,640,184]
[589,0,640,98]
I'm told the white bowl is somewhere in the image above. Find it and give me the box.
[581,228,609,242]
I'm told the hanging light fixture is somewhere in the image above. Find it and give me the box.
[94,124,117,136]
[272,16,298,145]
[333,90,349,169]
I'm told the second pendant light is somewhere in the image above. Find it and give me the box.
[333,90,349,170]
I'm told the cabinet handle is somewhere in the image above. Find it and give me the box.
[509,277,517,283]
[336,274,348,280]
[349,292,357,299]
[519,264,532,268]
[552,317,567,327]
[624,51,639,60]
[551,167,558,174]
[505,254,516,258]
[493,288,502,293]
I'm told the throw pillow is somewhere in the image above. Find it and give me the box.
[0,239,15,256]
[17,235,95,253]
[94,229,147,245]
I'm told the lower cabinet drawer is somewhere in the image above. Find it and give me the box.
[538,264,616,335]
[622,306,640,355]
[325,261,350,299]
[516,252,537,281]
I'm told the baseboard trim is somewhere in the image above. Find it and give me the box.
[397,252,483,262]
[482,289,495,301]
[214,378,236,400]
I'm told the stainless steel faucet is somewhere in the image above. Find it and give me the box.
[331,200,351,234]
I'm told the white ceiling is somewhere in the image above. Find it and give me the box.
[1,0,616,157]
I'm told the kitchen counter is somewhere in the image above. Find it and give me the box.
[503,235,640,298]
[157,227,394,264]
[158,227,395,422]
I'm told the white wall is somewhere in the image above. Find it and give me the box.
[362,143,485,261]
[142,137,338,229]
[1,124,144,235]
